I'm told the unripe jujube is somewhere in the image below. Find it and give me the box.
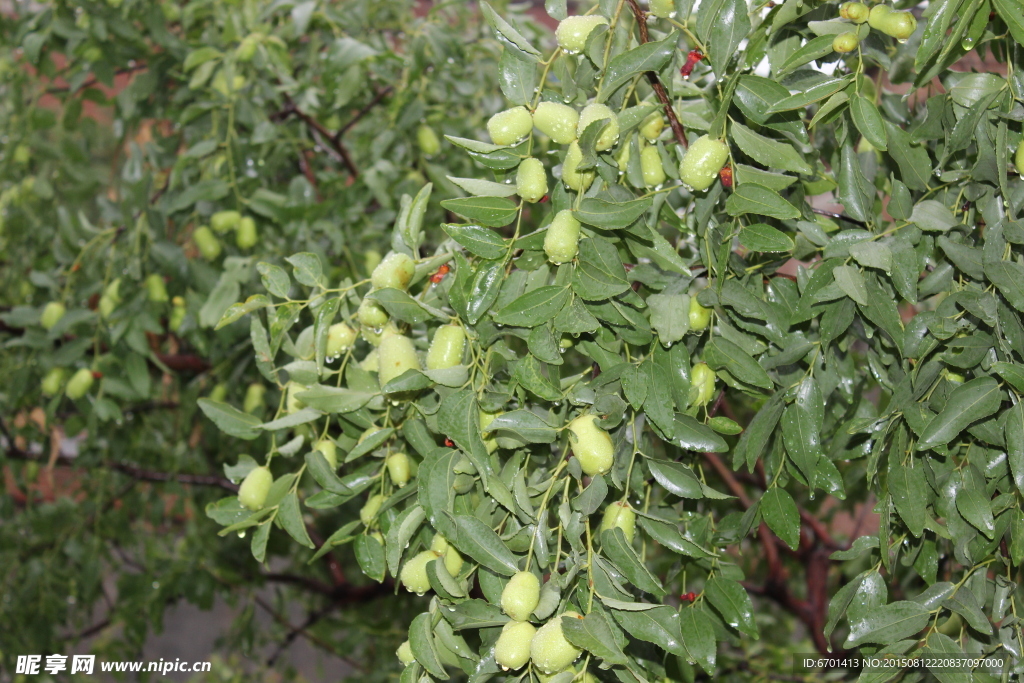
[371,252,416,291]
[378,334,421,388]
[145,274,169,303]
[65,368,95,400]
[600,501,637,543]
[211,210,241,233]
[679,136,729,192]
[690,362,717,406]
[567,414,614,476]
[531,612,583,674]
[285,380,307,413]
[238,466,273,511]
[417,125,441,156]
[444,546,464,576]
[650,0,676,18]
[386,452,412,487]
[577,103,619,151]
[840,1,869,22]
[193,226,221,260]
[487,106,533,146]
[688,296,712,331]
[555,16,609,53]
[400,549,442,595]
[426,324,466,370]
[326,322,357,357]
[360,494,384,526]
[430,533,449,554]
[867,4,892,30]
[833,32,859,53]
[495,621,537,671]
[396,640,415,666]
[315,439,338,469]
[561,141,594,191]
[236,216,257,249]
[640,112,665,141]
[544,210,582,265]
[516,157,548,203]
[533,102,579,145]
[640,145,666,187]
[1016,139,1024,178]
[357,299,389,328]
[41,368,66,396]
[40,302,66,330]
[501,571,541,621]
[880,11,917,40]
[480,409,501,453]
[243,382,265,413]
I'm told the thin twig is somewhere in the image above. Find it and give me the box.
[337,86,394,137]
[624,0,688,148]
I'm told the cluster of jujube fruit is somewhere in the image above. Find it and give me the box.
[831,1,917,53]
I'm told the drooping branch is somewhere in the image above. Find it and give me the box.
[271,94,360,177]
[337,86,394,137]
[624,0,688,149]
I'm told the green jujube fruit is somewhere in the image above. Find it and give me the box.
[1016,139,1024,177]
[238,466,273,511]
[487,106,533,146]
[378,334,421,388]
[867,4,892,30]
[561,141,594,191]
[480,409,501,453]
[495,621,537,671]
[554,16,609,53]
[399,549,441,595]
[417,125,441,155]
[640,112,664,141]
[396,640,415,666]
[357,298,389,328]
[501,571,541,621]
[833,32,859,53]
[193,226,221,260]
[315,439,338,468]
[600,501,636,543]
[285,380,308,413]
[640,145,666,187]
[444,546,463,576]
[531,612,583,674]
[326,323,357,357]
[679,136,729,192]
[243,382,265,413]
[430,533,449,554]
[236,216,257,249]
[371,252,416,291]
[567,414,614,476]
[360,493,384,526]
[880,10,916,39]
[544,210,582,265]
[533,101,579,145]
[688,295,712,330]
[516,157,548,203]
[362,321,399,347]
[65,368,95,400]
[689,362,717,406]
[426,324,466,370]
[387,452,411,487]
[576,103,619,151]
[209,384,228,403]
[235,33,260,61]
[41,368,66,396]
[40,302,66,330]
[650,0,676,18]
[145,274,169,303]
[840,1,869,22]
[210,210,241,233]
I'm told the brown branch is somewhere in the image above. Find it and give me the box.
[624,0,688,149]
[272,94,359,177]
[337,86,394,137]
[44,63,149,96]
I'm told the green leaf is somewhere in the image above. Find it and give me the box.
[986,260,1024,312]
[575,197,652,229]
[295,385,374,414]
[354,534,386,582]
[942,589,993,635]
[725,184,801,220]
[910,200,959,232]
[609,605,688,658]
[833,265,868,305]
[447,176,517,198]
[573,236,630,300]
[599,33,677,99]
[368,288,440,324]
[845,601,930,647]
[739,223,794,252]
[767,78,851,113]
[493,286,571,327]
[485,409,557,443]
[993,0,1024,45]
[887,456,927,538]
[648,460,705,499]
[409,612,447,678]
[781,381,823,487]
[837,143,875,224]
[992,362,1024,394]
[197,398,263,440]
[561,612,629,665]
[453,514,520,575]
[278,492,315,548]
[730,122,812,175]
[257,262,290,298]
[216,294,271,330]
[480,1,541,57]
[1006,403,1024,496]
[601,528,666,596]
[647,293,690,344]
[776,34,836,78]
[671,415,729,453]
[850,95,888,151]
[956,485,995,538]
[442,224,508,259]
[285,253,324,287]
[637,516,714,558]
[703,337,773,389]
[761,488,800,550]
[917,377,1003,450]
[679,607,716,673]
[697,0,750,76]
[386,505,426,577]
[444,600,509,631]
[885,121,932,191]
[440,196,518,227]
[498,49,537,105]
[704,577,758,637]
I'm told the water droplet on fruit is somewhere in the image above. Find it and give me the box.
[237,531,246,538]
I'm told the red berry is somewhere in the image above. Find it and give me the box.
[720,165,733,189]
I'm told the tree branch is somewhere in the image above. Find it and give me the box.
[337,86,394,137]
[272,94,360,177]
[624,0,688,149]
